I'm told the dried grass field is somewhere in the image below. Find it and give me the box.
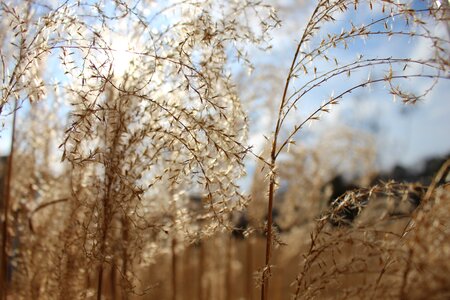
[0,0,449,299]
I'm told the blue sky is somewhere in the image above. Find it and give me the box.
[237,0,450,174]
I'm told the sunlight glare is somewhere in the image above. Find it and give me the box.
[111,36,134,77]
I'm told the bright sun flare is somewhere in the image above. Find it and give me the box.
[111,36,134,77]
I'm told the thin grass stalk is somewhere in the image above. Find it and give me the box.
[261,173,275,300]
[225,235,232,300]
[0,100,17,300]
[97,91,124,300]
[96,155,113,300]
[246,237,253,300]
[110,264,116,300]
[97,237,106,300]
[171,236,177,300]
[261,4,323,298]
[121,217,129,300]
[198,240,204,300]
[183,244,192,298]
[97,172,115,300]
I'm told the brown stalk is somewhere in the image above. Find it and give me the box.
[225,234,232,300]
[97,91,124,300]
[110,264,117,300]
[246,237,254,300]
[198,239,205,300]
[121,216,129,300]
[261,4,322,299]
[171,236,177,300]
[0,99,17,300]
